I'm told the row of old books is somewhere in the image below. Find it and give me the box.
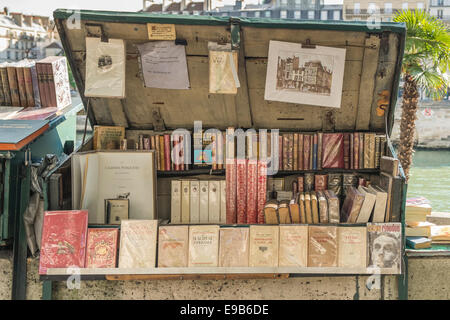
[38,210,402,274]
[171,179,226,224]
[0,57,71,108]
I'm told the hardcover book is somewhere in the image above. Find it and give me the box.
[85,228,119,268]
[171,180,182,224]
[188,225,220,267]
[226,127,237,224]
[304,173,314,192]
[118,220,158,268]
[368,183,387,222]
[247,160,258,224]
[303,135,310,171]
[164,134,171,171]
[367,223,401,272]
[278,200,292,224]
[249,225,279,267]
[299,193,307,224]
[327,173,342,197]
[313,133,318,170]
[257,160,268,224]
[340,186,365,223]
[310,192,320,224]
[314,174,328,192]
[297,176,304,193]
[353,132,359,169]
[304,192,313,224]
[181,180,191,223]
[337,226,367,268]
[219,227,250,267]
[317,132,323,170]
[355,186,376,223]
[105,198,129,224]
[190,180,200,223]
[158,225,189,267]
[39,210,88,274]
[289,202,301,224]
[6,65,20,106]
[379,172,403,222]
[282,134,289,171]
[236,159,247,224]
[363,133,376,169]
[298,133,304,170]
[159,135,165,171]
[93,126,125,150]
[220,180,227,224]
[15,66,27,107]
[0,64,11,105]
[322,133,344,169]
[199,180,209,223]
[263,200,279,224]
[380,156,399,177]
[343,133,350,169]
[293,133,298,171]
[308,226,338,267]
[324,190,340,223]
[317,191,329,223]
[279,225,308,267]
[209,180,221,223]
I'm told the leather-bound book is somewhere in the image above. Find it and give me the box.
[289,201,301,224]
[342,173,358,197]
[308,226,338,267]
[359,132,364,169]
[309,134,313,170]
[310,192,320,224]
[303,134,310,171]
[375,135,381,168]
[159,135,165,171]
[263,200,279,224]
[0,64,11,105]
[249,225,279,267]
[343,133,350,169]
[327,173,342,197]
[304,192,313,224]
[322,133,344,168]
[219,227,249,267]
[354,132,359,169]
[364,133,376,169]
[350,133,354,169]
[367,185,388,223]
[155,135,161,170]
[340,186,365,223]
[297,176,304,193]
[324,190,340,223]
[298,133,304,170]
[278,200,291,224]
[7,65,20,106]
[23,64,36,107]
[35,63,47,107]
[293,133,298,170]
[356,185,376,223]
[37,56,71,108]
[317,191,329,223]
[158,225,189,267]
[317,132,323,170]
[85,228,119,268]
[312,133,318,170]
[279,225,308,267]
[164,134,171,171]
[304,172,314,192]
[298,193,307,223]
[278,135,283,172]
[282,134,289,171]
[380,156,399,177]
[15,66,27,107]
[314,174,328,192]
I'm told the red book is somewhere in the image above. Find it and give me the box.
[39,210,88,275]
[246,159,258,224]
[164,134,171,171]
[314,174,328,192]
[226,128,237,224]
[322,133,344,169]
[257,160,268,224]
[85,228,119,268]
[303,135,310,171]
[343,133,350,169]
[354,133,360,169]
[298,134,304,170]
[179,134,185,170]
[236,159,247,224]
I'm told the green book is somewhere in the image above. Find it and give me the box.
[406,236,432,249]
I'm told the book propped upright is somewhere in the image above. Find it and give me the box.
[308,226,338,267]
[367,223,401,272]
[158,225,189,267]
[219,227,250,267]
[249,225,279,267]
[367,185,388,223]
[337,226,367,268]
[355,186,376,223]
[93,126,125,150]
[279,225,308,267]
[188,225,220,267]
[85,228,119,268]
[340,186,364,223]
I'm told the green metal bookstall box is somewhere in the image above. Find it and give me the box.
[43,9,408,297]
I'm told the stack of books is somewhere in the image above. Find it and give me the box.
[405,197,433,249]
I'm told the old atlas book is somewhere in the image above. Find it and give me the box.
[308,226,338,267]
[188,225,220,267]
[85,228,119,268]
[39,210,88,274]
[158,225,189,267]
[279,225,308,267]
[93,126,125,150]
[367,223,401,272]
[219,227,250,267]
[249,225,279,267]
[337,226,367,268]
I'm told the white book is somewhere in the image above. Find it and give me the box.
[190,180,200,223]
[188,225,220,267]
[368,185,388,223]
[356,186,377,223]
[208,180,221,223]
[181,180,190,224]
[220,180,227,224]
[199,181,209,223]
[171,180,181,224]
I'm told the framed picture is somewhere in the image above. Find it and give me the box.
[264,40,346,108]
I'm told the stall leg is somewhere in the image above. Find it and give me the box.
[42,281,53,300]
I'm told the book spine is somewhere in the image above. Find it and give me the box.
[364,133,371,169]
[0,72,4,105]
[181,180,190,223]
[42,64,51,107]
[278,135,283,171]
[314,174,328,192]
[282,134,288,171]
[359,132,364,169]
[154,135,160,170]
[236,158,247,224]
[380,136,387,157]
[47,63,57,107]
[354,132,359,170]
[288,134,294,171]
[350,133,354,169]
[23,67,35,107]
[257,160,268,224]
[297,176,304,193]
[369,133,376,169]
[36,64,47,107]
[226,128,237,224]
[298,133,303,170]
[0,68,11,105]
[317,132,323,170]
[7,67,20,106]
[293,133,298,171]
[343,133,350,169]
[216,131,223,170]
[16,67,27,107]
[313,134,318,170]
[375,136,381,168]
[199,181,209,223]
[212,132,217,170]
[159,135,165,171]
[171,180,182,224]
[309,135,314,170]
[304,135,310,171]
[164,134,171,171]
[171,134,178,171]
[246,159,258,224]
[220,180,227,223]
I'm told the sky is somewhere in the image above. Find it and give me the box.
[2,0,343,17]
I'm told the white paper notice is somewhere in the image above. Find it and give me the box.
[137,41,190,90]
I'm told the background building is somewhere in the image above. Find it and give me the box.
[343,0,427,21]
[429,0,450,24]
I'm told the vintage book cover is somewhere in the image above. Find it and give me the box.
[304,172,314,192]
[342,173,358,197]
[154,134,161,170]
[380,136,387,157]
[343,133,350,169]
[289,203,301,224]
[322,133,344,169]
[208,180,221,223]
[308,226,338,267]
[297,176,304,193]
[21,63,35,107]
[310,192,320,224]
[27,61,40,107]
[263,200,279,224]
[367,223,401,272]
[119,220,158,268]
[327,173,342,197]
[278,200,292,224]
[314,174,328,192]
[171,180,182,224]
[375,136,381,168]
[278,135,283,172]
[159,135,165,171]
[246,160,258,224]
[337,226,367,268]
[282,134,289,171]
[15,67,27,107]
[353,132,359,169]
[37,56,72,108]
[298,133,304,170]
[226,128,237,224]
[164,134,171,171]
[35,63,47,107]
[257,160,268,224]
[340,186,365,223]
[236,159,247,224]
[249,225,279,267]
[0,65,11,105]
[279,225,308,267]
[219,227,250,267]
[190,180,200,223]
[312,133,318,170]
[209,49,238,94]
[317,191,329,223]
[364,133,372,169]
[181,180,191,224]
[85,38,125,98]
[303,135,310,171]
[317,132,323,170]
[293,133,298,170]
[199,180,209,223]
[356,186,376,223]
[367,185,388,223]
[39,210,88,274]
[216,131,224,170]
[287,133,294,171]
[350,133,354,169]
[6,65,20,106]
[379,172,403,222]
[359,132,364,169]
[158,225,189,267]
[93,126,125,150]
[304,192,313,224]
[309,134,313,170]
[85,228,119,268]
[220,180,227,224]
[105,198,129,224]
[324,190,340,223]
[188,225,220,267]
[299,193,307,224]
[380,156,399,177]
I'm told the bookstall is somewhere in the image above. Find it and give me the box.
[36,9,410,300]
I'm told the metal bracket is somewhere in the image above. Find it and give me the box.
[151,107,166,131]
[85,23,109,42]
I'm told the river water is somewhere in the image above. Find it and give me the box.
[407,150,450,212]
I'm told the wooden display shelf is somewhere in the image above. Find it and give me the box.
[40,266,401,281]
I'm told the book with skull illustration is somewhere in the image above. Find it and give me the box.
[249,225,279,267]
[39,210,88,274]
[158,225,189,267]
[367,223,401,273]
[85,228,119,268]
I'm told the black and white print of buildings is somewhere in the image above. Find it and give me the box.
[276,51,333,95]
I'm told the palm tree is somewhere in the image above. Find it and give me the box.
[393,10,450,182]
